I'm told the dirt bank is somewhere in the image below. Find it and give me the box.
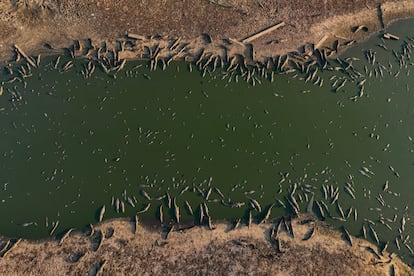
[0,214,411,275]
[1,0,414,63]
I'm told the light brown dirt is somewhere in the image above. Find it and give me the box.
[0,215,411,275]
[1,0,414,62]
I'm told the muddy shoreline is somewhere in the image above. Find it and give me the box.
[0,214,412,275]
[1,1,414,65]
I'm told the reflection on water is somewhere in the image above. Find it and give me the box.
[1,18,414,262]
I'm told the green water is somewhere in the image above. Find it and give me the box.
[1,18,414,263]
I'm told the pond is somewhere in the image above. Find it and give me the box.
[1,17,414,263]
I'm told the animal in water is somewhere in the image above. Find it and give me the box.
[173,197,180,224]
[99,205,105,222]
[248,198,262,212]
[184,200,193,215]
[140,190,151,200]
[159,205,164,224]
[49,220,59,236]
[137,203,151,214]
[258,203,275,224]
[232,218,241,231]
[342,226,353,246]
[59,228,75,246]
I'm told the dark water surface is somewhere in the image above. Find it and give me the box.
[1,18,414,262]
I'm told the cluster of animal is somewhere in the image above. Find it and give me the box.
[1,24,414,266]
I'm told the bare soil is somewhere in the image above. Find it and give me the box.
[1,0,414,62]
[0,215,411,275]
